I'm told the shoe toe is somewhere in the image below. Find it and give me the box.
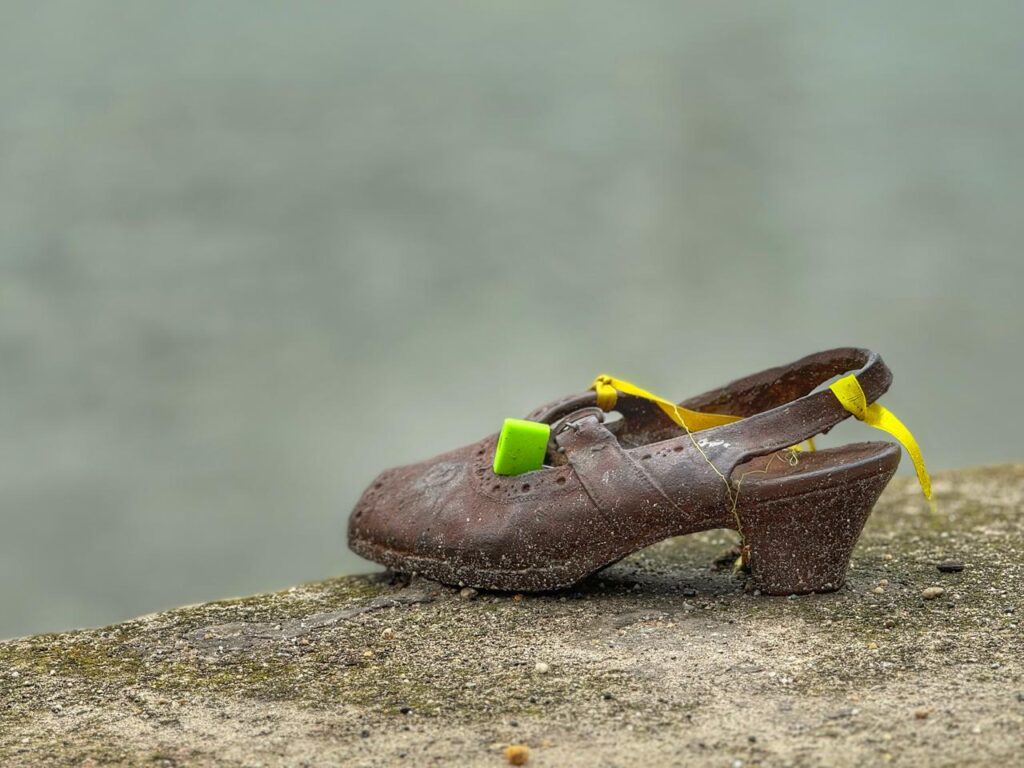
[348,452,473,555]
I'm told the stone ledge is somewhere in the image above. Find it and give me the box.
[2,466,1022,767]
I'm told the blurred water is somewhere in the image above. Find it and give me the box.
[2,1,1022,639]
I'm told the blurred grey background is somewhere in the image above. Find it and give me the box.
[2,1,1021,639]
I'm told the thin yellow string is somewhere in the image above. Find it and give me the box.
[728,449,797,566]
[829,374,934,507]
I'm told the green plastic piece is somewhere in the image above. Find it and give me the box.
[492,418,551,476]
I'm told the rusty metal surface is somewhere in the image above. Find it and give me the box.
[350,348,901,594]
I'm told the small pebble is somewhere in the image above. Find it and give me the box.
[937,560,965,573]
[922,587,945,600]
[873,587,885,595]
[913,707,931,719]
[504,744,530,765]
[458,587,479,601]
[534,662,550,674]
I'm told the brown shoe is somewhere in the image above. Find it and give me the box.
[348,348,904,595]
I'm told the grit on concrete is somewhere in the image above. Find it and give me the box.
[1,466,1022,767]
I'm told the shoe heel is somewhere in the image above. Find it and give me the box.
[739,470,894,595]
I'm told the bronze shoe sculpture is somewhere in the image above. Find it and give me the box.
[348,348,929,595]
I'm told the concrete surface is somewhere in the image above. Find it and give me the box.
[1,466,1021,766]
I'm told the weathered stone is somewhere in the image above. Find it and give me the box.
[1,466,1022,766]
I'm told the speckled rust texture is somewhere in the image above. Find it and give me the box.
[349,348,902,594]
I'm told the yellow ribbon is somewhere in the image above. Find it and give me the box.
[829,374,932,502]
[591,373,931,503]
[792,437,817,453]
[591,374,741,432]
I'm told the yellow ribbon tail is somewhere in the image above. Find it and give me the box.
[829,374,933,506]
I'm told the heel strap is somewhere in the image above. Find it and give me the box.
[711,352,932,501]
[682,347,892,417]
[708,350,889,459]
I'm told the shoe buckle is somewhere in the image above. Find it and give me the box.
[551,407,605,436]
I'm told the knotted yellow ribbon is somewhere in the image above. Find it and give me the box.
[829,374,932,503]
[591,373,931,503]
[591,374,741,432]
